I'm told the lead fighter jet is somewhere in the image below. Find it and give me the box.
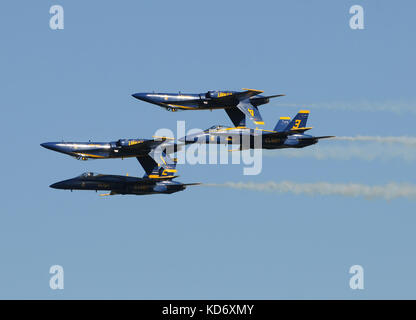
[132,89,284,126]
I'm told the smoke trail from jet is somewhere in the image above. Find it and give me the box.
[334,136,416,146]
[206,181,416,200]
[264,138,416,162]
[278,101,416,114]
[265,145,416,162]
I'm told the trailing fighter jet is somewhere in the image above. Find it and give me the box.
[132,89,284,126]
[49,153,200,196]
[41,137,177,161]
[179,110,334,150]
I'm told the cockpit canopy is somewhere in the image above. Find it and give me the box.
[205,125,230,131]
[78,172,100,178]
[116,139,128,147]
[205,91,216,99]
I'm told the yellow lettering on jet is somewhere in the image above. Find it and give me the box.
[218,92,232,98]
[128,140,143,146]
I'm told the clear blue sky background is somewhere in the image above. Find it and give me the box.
[1,0,415,299]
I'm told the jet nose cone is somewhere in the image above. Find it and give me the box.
[41,142,60,152]
[49,182,63,189]
[41,142,53,150]
[50,179,74,189]
[132,93,149,101]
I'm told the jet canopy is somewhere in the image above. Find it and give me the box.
[206,125,230,131]
[78,172,100,178]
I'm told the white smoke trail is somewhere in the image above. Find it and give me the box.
[334,136,416,146]
[278,101,416,114]
[207,181,416,200]
[266,145,416,162]
[264,138,416,162]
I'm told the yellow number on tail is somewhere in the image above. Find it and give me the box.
[247,108,254,117]
[292,119,301,129]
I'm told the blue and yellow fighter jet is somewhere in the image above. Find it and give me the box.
[179,110,334,150]
[132,89,284,126]
[49,151,200,196]
[41,137,177,161]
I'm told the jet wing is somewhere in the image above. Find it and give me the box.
[236,99,264,125]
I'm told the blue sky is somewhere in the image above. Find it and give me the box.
[1,0,415,299]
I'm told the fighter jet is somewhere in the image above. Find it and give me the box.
[179,110,334,150]
[41,137,177,161]
[132,89,284,126]
[49,153,200,196]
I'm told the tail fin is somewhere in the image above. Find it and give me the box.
[273,116,291,132]
[136,150,177,179]
[284,110,309,131]
[225,107,246,127]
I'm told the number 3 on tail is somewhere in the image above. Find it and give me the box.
[292,119,301,129]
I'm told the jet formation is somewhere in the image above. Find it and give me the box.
[42,89,334,196]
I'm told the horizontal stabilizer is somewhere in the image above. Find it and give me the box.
[289,126,313,134]
[265,94,285,99]
[147,175,179,180]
